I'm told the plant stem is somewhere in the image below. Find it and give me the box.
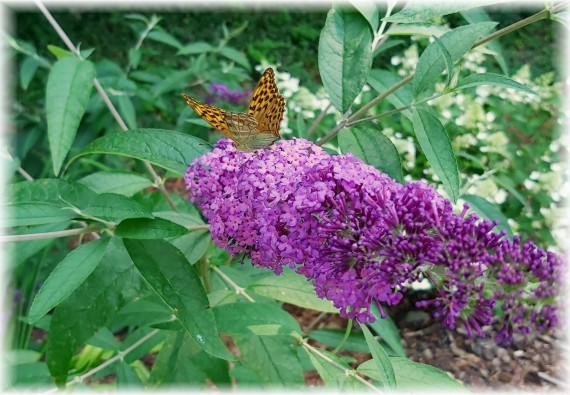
[34,0,178,212]
[0,227,93,242]
[317,3,566,145]
[212,266,256,302]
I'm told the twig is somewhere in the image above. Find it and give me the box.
[34,0,178,212]
[0,227,92,242]
[212,266,256,302]
[306,102,332,136]
[302,340,382,392]
[186,224,211,231]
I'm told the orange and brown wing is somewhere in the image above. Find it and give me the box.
[181,93,232,138]
[247,68,285,137]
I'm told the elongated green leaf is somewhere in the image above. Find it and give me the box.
[147,30,182,49]
[3,179,95,227]
[169,230,211,265]
[68,129,211,176]
[318,8,373,112]
[177,42,214,56]
[369,305,406,357]
[384,1,506,23]
[78,171,153,197]
[20,57,40,90]
[309,329,370,353]
[461,8,509,75]
[413,22,497,96]
[460,194,513,238]
[386,23,450,37]
[339,126,404,183]
[46,57,96,175]
[432,36,453,88]
[233,332,304,386]
[411,108,459,202]
[361,325,396,389]
[46,238,135,384]
[151,69,195,96]
[123,239,233,361]
[117,95,137,129]
[219,47,251,70]
[82,193,153,223]
[358,357,468,391]
[213,302,302,335]
[27,238,111,324]
[453,73,536,95]
[115,218,189,239]
[350,0,379,31]
[249,271,338,313]
[367,69,414,119]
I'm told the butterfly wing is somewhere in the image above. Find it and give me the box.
[247,68,285,137]
[225,112,277,152]
[181,93,233,138]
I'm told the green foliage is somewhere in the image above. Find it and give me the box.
[4,2,564,392]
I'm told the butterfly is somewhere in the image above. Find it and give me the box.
[181,68,285,152]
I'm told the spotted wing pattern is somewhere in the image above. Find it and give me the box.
[181,94,233,138]
[181,67,284,151]
[247,68,285,137]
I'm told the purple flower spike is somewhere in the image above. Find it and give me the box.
[185,138,564,344]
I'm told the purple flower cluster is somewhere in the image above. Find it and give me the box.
[205,83,250,105]
[185,138,564,344]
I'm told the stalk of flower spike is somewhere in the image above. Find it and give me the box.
[185,138,563,343]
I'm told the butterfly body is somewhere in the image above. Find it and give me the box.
[182,68,285,152]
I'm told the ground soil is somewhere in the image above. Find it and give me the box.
[284,299,566,392]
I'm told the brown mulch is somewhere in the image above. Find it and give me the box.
[284,300,566,392]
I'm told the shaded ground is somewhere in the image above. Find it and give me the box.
[285,299,566,392]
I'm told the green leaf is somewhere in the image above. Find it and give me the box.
[147,30,183,49]
[460,194,513,238]
[115,218,189,239]
[358,357,468,391]
[386,23,450,37]
[117,95,137,129]
[219,47,251,70]
[169,230,211,265]
[20,57,40,90]
[46,57,96,175]
[27,238,111,324]
[78,171,153,197]
[453,73,536,95]
[432,35,453,88]
[3,179,95,227]
[9,222,70,267]
[123,238,233,361]
[248,270,338,313]
[68,129,211,176]
[411,108,459,202]
[367,69,414,119]
[369,304,406,357]
[309,329,370,353]
[151,69,195,97]
[116,361,143,388]
[350,0,379,31]
[82,193,153,223]
[213,302,302,336]
[233,332,304,386]
[384,1,503,23]
[413,22,497,96]
[318,8,373,113]
[177,42,214,56]
[46,238,135,384]
[361,325,396,389]
[338,126,404,183]
[47,44,74,59]
[460,7,509,75]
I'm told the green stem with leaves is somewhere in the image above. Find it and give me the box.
[317,3,566,146]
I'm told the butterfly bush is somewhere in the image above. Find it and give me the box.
[185,138,563,345]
